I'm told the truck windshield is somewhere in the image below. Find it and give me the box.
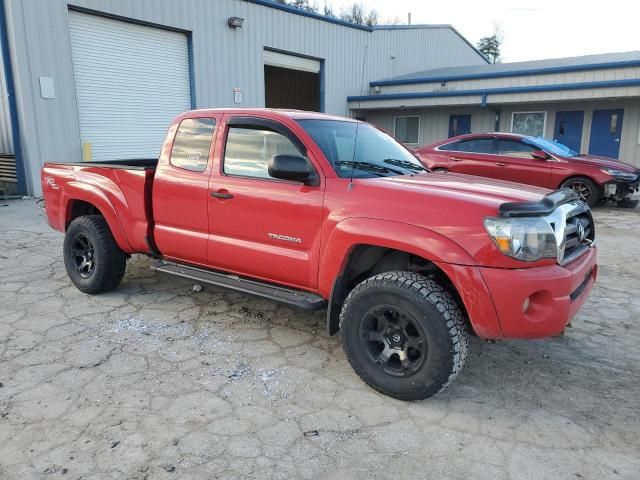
[297,119,426,178]
[525,136,579,158]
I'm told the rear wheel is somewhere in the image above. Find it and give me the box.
[339,271,469,401]
[560,177,600,207]
[63,215,127,294]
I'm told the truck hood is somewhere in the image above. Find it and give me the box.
[378,172,547,206]
[567,154,639,173]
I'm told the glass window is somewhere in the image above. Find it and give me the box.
[438,141,460,151]
[512,112,546,137]
[298,119,426,179]
[170,118,216,172]
[498,140,535,158]
[395,116,420,144]
[223,126,303,179]
[457,138,496,154]
[526,137,578,157]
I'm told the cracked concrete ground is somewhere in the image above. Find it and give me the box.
[1,198,639,479]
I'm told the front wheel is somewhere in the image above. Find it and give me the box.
[339,271,469,401]
[63,215,127,294]
[560,177,600,207]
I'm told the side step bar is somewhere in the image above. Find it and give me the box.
[151,261,327,311]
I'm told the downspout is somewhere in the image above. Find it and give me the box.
[0,0,27,195]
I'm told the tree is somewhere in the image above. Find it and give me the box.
[477,23,504,63]
[339,3,379,26]
[289,0,317,12]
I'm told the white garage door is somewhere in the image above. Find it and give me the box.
[68,11,191,161]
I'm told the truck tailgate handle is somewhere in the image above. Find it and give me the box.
[211,191,234,200]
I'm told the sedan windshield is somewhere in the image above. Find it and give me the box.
[525,136,578,158]
[297,119,426,178]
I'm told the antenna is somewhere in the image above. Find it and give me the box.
[350,42,368,190]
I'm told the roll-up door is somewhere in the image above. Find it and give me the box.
[68,11,191,161]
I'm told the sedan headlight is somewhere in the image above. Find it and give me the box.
[600,168,638,181]
[484,217,557,262]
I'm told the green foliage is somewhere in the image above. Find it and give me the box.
[477,34,501,63]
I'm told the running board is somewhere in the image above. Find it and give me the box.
[151,261,327,311]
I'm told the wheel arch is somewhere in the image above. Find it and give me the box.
[62,184,133,252]
[321,218,477,336]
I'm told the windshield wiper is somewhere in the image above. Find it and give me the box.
[383,158,427,172]
[334,161,404,176]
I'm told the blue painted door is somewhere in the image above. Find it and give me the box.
[589,109,624,158]
[449,115,471,138]
[553,111,584,153]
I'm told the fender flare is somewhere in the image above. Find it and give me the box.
[60,181,134,252]
[319,217,477,335]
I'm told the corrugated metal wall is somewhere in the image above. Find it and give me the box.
[0,37,12,155]
[3,0,486,195]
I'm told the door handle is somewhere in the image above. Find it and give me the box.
[496,162,508,167]
[451,157,463,162]
[211,191,234,200]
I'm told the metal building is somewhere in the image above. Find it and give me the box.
[349,52,640,166]
[0,0,486,195]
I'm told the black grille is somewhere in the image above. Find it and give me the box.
[563,211,594,262]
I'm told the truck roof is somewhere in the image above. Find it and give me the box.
[184,108,356,122]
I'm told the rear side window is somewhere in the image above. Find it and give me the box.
[224,126,303,179]
[498,140,535,158]
[457,138,496,154]
[170,118,216,172]
[438,141,459,151]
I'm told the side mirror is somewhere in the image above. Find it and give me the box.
[268,154,310,182]
[531,150,550,160]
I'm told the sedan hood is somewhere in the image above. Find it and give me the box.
[568,154,639,173]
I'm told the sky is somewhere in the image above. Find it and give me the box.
[323,0,640,62]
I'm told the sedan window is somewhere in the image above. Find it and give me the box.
[498,140,536,158]
[457,138,496,154]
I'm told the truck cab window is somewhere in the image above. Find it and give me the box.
[170,118,216,172]
[223,126,302,179]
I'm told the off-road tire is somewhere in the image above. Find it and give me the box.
[560,176,601,207]
[339,271,469,401]
[63,215,126,294]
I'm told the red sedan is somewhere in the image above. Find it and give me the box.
[416,133,639,207]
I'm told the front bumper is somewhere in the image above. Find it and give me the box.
[479,246,597,338]
[603,179,639,200]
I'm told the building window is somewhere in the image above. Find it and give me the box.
[511,112,546,137]
[223,126,303,179]
[394,116,420,144]
[170,118,216,172]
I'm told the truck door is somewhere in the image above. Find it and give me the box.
[206,116,325,290]
[152,114,222,266]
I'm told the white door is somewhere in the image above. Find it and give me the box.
[68,11,191,161]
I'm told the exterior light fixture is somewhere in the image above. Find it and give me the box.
[227,17,244,28]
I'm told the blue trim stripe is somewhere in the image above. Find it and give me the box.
[348,78,640,103]
[0,0,27,194]
[370,59,640,87]
[187,33,196,109]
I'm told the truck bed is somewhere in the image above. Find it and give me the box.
[46,158,158,170]
[41,160,157,254]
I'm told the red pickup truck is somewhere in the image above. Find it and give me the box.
[41,109,597,400]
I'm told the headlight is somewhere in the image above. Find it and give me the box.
[600,168,638,181]
[484,217,557,262]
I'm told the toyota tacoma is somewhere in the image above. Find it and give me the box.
[41,109,597,400]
